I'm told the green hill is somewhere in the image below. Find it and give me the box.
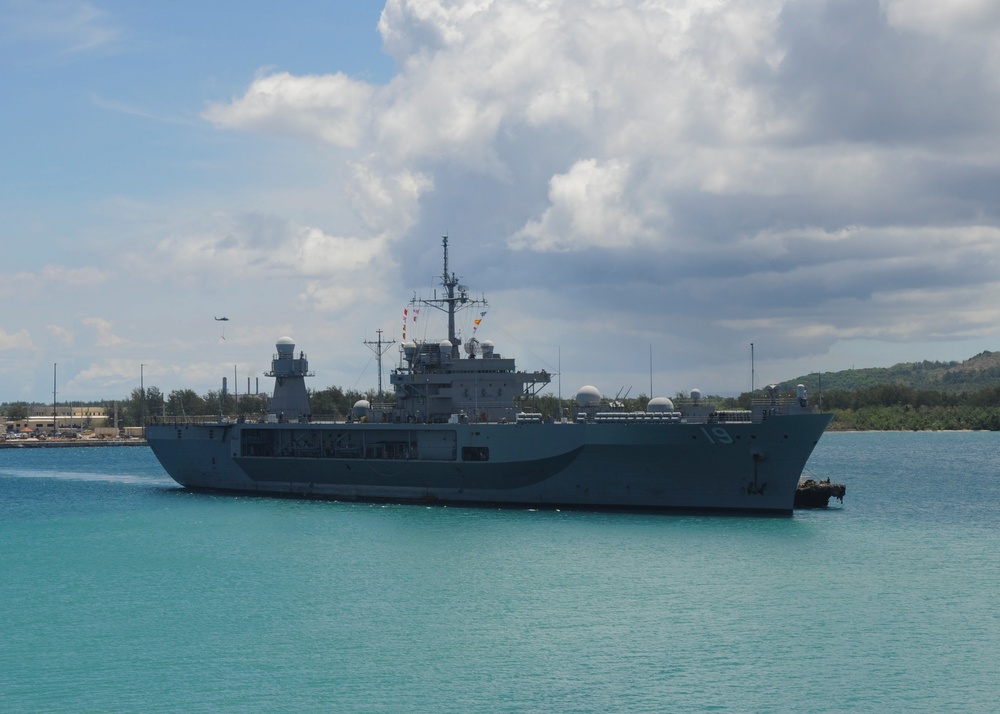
[779,350,1000,394]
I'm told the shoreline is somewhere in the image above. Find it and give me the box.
[0,439,147,449]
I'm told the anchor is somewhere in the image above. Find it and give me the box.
[747,450,768,496]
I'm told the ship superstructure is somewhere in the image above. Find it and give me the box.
[146,237,832,513]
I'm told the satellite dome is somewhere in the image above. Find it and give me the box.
[576,385,602,406]
[276,337,295,356]
[646,397,675,412]
[352,399,370,418]
[690,388,702,401]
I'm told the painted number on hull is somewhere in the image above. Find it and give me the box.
[699,426,734,445]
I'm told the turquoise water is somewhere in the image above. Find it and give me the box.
[1,433,997,712]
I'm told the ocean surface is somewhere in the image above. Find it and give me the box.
[1,433,997,713]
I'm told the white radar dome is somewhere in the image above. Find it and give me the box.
[352,399,370,418]
[690,388,702,401]
[646,397,675,412]
[276,336,295,356]
[576,385,602,406]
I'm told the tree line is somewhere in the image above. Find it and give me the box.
[782,350,1000,394]
[811,383,1000,431]
[3,385,391,429]
[4,380,999,431]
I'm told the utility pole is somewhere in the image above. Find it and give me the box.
[140,363,145,433]
[364,329,396,401]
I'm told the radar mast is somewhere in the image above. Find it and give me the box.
[413,236,488,358]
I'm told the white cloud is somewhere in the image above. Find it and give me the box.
[203,72,375,147]
[187,0,1000,390]
[83,317,126,347]
[0,328,33,352]
[347,163,432,234]
[45,324,75,345]
[130,212,392,312]
[0,0,120,54]
[509,159,656,251]
[10,0,1000,400]
[67,358,145,393]
[882,0,1000,36]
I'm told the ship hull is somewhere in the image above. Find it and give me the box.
[146,413,832,514]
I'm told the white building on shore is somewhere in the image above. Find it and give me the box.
[4,405,112,435]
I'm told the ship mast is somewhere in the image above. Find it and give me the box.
[414,235,487,359]
[443,235,459,357]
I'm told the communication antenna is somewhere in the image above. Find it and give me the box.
[411,236,488,359]
[649,344,653,399]
[364,328,396,400]
[558,347,562,420]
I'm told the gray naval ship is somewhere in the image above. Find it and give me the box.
[147,238,832,514]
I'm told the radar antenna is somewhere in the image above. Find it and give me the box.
[412,235,489,359]
[364,328,396,400]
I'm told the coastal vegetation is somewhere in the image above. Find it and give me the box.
[3,350,999,431]
[779,350,1000,394]
[774,349,1000,430]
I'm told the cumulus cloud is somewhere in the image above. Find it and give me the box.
[509,159,656,251]
[204,72,375,147]
[68,358,146,392]
[194,0,1000,391]
[83,317,126,347]
[133,212,393,314]
[46,324,75,345]
[347,163,432,234]
[0,328,33,352]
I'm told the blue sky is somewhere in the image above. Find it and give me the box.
[3,0,1000,405]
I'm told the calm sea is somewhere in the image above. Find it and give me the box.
[1,433,997,713]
